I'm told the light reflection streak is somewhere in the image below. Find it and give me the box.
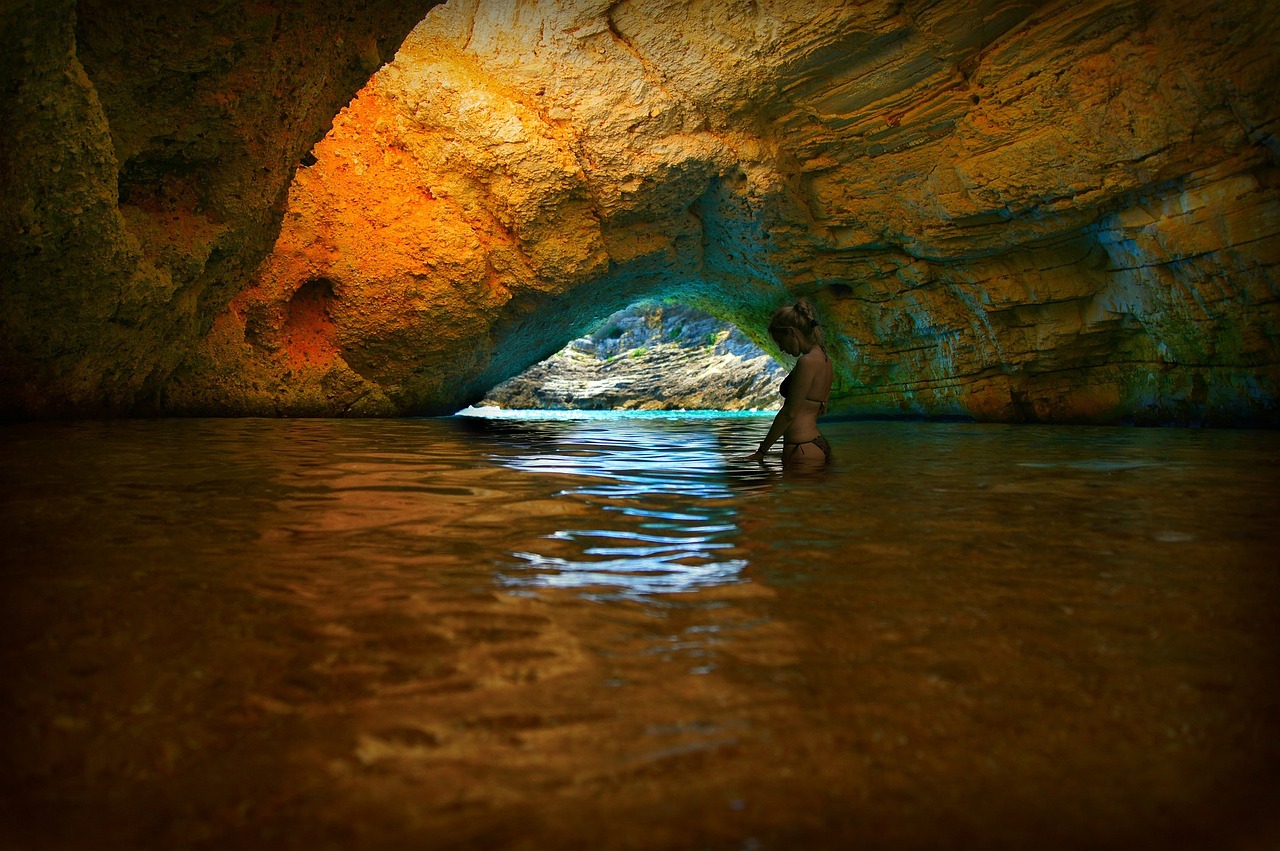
[492,419,750,598]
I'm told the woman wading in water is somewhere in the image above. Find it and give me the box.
[745,299,833,466]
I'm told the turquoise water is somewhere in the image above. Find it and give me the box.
[2,414,1279,849]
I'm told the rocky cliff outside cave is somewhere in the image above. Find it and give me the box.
[3,0,1277,423]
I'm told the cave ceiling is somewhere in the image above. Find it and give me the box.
[2,0,1277,423]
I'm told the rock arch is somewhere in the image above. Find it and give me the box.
[4,0,1278,423]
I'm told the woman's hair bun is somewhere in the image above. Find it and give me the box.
[769,297,826,348]
[793,298,819,327]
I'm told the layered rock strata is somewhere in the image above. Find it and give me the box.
[177,0,1280,424]
[5,0,1278,423]
[0,0,440,416]
[478,303,784,411]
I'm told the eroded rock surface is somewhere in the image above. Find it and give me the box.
[0,0,440,416]
[5,0,1278,422]
[176,0,1279,423]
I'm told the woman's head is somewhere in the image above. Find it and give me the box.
[768,298,824,356]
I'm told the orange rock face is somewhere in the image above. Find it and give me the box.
[0,0,440,416]
[181,74,613,414]
[4,0,1277,422]
[170,0,1280,423]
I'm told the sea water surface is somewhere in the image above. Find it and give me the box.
[2,413,1279,849]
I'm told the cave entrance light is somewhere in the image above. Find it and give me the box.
[472,302,785,413]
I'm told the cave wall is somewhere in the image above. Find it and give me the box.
[171,0,1280,424]
[4,0,1278,423]
[0,0,441,416]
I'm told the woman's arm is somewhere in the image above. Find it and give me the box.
[745,404,795,460]
[744,356,819,460]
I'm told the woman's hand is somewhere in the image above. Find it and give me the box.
[741,449,767,462]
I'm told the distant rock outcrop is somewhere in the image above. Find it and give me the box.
[479,304,784,411]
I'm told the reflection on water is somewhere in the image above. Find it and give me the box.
[496,417,756,597]
[2,414,1279,850]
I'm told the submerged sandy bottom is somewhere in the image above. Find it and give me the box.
[2,415,1278,849]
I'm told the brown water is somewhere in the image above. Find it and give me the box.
[2,414,1279,850]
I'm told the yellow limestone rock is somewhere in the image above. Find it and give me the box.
[23,0,1279,423]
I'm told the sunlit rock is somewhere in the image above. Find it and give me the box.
[170,0,1279,424]
[3,0,1277,423]
[479,303,784,411]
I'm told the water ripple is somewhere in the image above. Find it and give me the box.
[491,418,758,599]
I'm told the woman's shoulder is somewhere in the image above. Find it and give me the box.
[799,347,828,367]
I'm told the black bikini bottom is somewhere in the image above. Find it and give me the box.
[783,435,831,460]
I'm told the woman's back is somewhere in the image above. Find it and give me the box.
[783,349,832,414]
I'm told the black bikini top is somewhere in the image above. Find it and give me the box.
[779,372,830,414]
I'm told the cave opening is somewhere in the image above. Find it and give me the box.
[5,1,1280,849]
[472,300,785,413]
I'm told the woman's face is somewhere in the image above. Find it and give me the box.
[770,326,801,356]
